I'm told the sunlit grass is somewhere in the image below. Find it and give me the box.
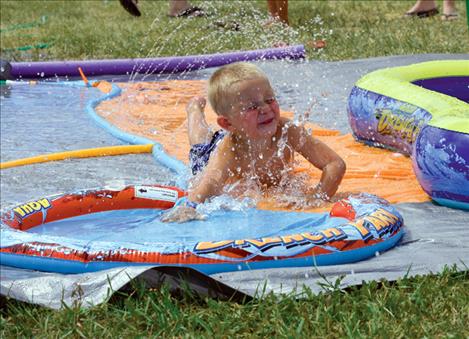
[1,1,468,336]
[1,268,468,337]
[1,0,467,62]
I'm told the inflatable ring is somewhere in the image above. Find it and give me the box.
[0,185,404,274]
[348,60,469,210]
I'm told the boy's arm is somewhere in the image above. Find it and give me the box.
[161,146,234,223]
[287,122,346,199]
[187,145,235,203]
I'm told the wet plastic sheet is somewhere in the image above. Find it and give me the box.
[1,54,468,309]
[0,265,250,309]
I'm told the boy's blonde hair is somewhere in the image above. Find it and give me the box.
[208,62,269,116]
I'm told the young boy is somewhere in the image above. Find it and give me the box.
[161,62,345,223]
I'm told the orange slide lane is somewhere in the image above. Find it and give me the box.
[96,80,429,211]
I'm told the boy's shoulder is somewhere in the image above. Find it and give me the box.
[278,116,299,134]
[277,117,317,147]
[277,116,292,133]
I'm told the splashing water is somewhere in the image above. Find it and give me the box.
[100,0,338,161]
[124,1,332,82]
[197,194,256,215]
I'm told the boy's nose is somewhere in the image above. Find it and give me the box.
[259,102,271,114]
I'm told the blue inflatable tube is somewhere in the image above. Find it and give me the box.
[0,186,404,275]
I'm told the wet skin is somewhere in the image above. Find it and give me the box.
[161,77,346,223]
[189,77,345,203]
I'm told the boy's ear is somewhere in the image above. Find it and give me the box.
[217,116,232,131]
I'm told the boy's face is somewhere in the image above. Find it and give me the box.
[222,77,280,140]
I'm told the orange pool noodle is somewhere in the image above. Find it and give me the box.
[78,67,89,86]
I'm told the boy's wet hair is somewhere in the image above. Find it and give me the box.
[208,62,269,116]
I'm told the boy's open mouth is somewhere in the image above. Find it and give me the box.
[258,117,274,125]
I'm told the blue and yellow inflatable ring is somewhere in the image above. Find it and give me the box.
[348,60,469,210]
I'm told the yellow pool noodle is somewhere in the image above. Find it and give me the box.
[0,144,153,170]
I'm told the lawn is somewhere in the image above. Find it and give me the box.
[1,0,468,337]
[1,0,468,61]
[1,268,468,337]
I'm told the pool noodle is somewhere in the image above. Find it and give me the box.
[10,45,305,78]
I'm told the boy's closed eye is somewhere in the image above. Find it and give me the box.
[244,97,277,112]
[246,103,259,111]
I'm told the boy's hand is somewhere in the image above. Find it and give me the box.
[302,185,330,208]
[160,205,206,223]
[305,190,351,208]
[307,184,330,201]
[304,197,328,208]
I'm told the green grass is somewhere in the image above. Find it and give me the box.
[1,1,469,337]
[0,0,468,61]
[1,268,468,337]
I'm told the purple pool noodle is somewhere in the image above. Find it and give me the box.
[10,45,305,79]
